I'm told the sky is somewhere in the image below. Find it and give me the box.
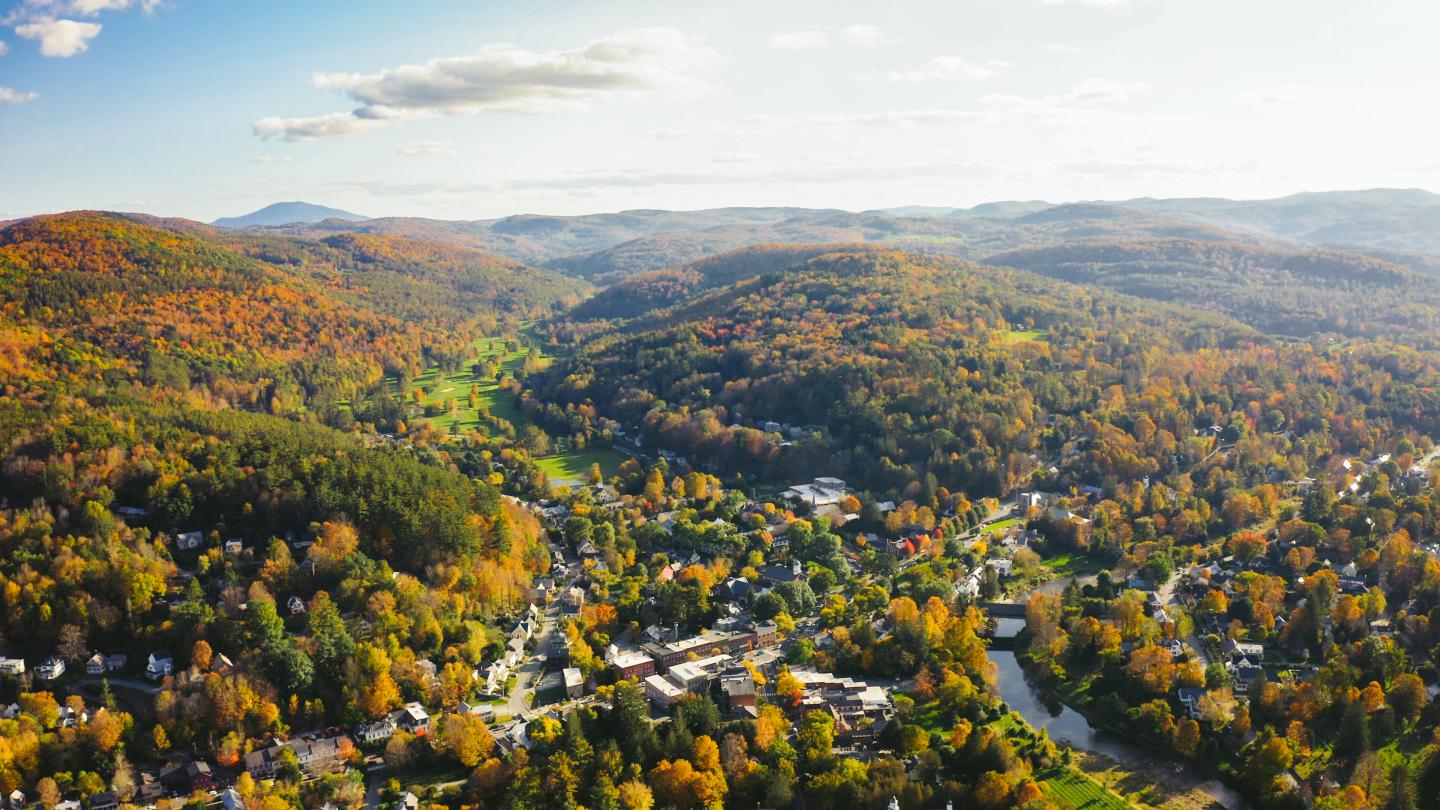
[2,0,1438,221]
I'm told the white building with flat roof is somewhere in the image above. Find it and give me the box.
[643,674,686,709]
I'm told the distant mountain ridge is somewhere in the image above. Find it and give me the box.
[220,188,1440,280]
[213,201,368,228]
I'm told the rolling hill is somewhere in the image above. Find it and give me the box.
[227,188,1440,283]
[0,211,589,407]
[986,238,1440,342]
[534,247,1265,495]
[213,201,369,228]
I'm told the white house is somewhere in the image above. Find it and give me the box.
[357,716,397,744]
[56,704,88,728]
[0,657,25,676]
[287,595,307,615]
[85,653,126,675]
[984,558,1014,577]
[36,657,66,680]
[505,636,526,667]
[482,661,508,694]
[391,703,430,735]
[146,650,174,680]
[175,531,204,551]
[563,667,584,699]
[955,572,981,600]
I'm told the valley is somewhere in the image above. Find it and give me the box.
[4,192,1440,810]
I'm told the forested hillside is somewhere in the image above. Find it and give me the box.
[568,244,877,321]
[987,238,1440,342]
[533,246,1440,505]
[537,248,1263,495]
[0,212,588,417]
[9,201,1440,810]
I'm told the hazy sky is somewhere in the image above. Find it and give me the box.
[2,0,1438,221]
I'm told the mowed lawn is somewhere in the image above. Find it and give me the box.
[1039,768,1133,810]
[402,336,535,434]
[400,337,628,484]
[536,448,627,485]
[984,516,1021,536]
[1000,329,1050,344]
[1042,552,1107,578]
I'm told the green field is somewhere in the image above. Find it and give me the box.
[535,448,628,485]
[983,517,1021,536]
[398,336,628,484]
[1039,767,1132,810]
[400,336,538,434]
[1001,329,1050,344]
[1041,552,1107,577]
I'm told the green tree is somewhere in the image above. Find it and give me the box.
[307,591,355,682]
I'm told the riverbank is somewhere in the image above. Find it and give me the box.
[1072,751,1244,810]
[993,639,1249,810]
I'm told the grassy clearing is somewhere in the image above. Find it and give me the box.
[1040,767,1133,810]
[984,517,1021,536]
[1042,552,1107,578]
[397,335,633,484]
[399,336,540,434]
[536,448,628,485]
[1070,751,1230,810]
[1001,329,1050,344]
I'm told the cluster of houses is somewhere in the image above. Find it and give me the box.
[355,702,433,745]
[955,557,1014,600]
[0,651,134,683]
[477,603,544,695]
[600,622,781,709]
[243,732,355,779]
[784,667,895,742]
[1,700,93,730]
[642,653,742,710]
[170,530,248,555]
[3,754,219,810]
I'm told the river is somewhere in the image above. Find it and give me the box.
[988,620,1249,809]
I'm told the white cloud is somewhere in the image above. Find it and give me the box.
[16,18,101,57]
[0,85,40,103]
[1041,0,1135,6]
[353,160,1001,197]
[711,151,758,164]
[1234,85,1343,108]
[1064,77,1150,102]
[252,111,391,142]
[882,56,1011,82]
[247,155,292,164]
[1041,42,1079,53]
[767,24,901,50]
[0,40,8,55]
[70,0,133,13]
[255,27,715,142]
[396,140,456,156]
[10,0,160,15]
[743,109,979,128]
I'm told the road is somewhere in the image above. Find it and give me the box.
[67,675,161,723]
[504,604,556,718]
[73,675,161,694]
[1155,568,1210,666]
[363,763,386,810]
[898,497,1020,571]
[502,542,580,718]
